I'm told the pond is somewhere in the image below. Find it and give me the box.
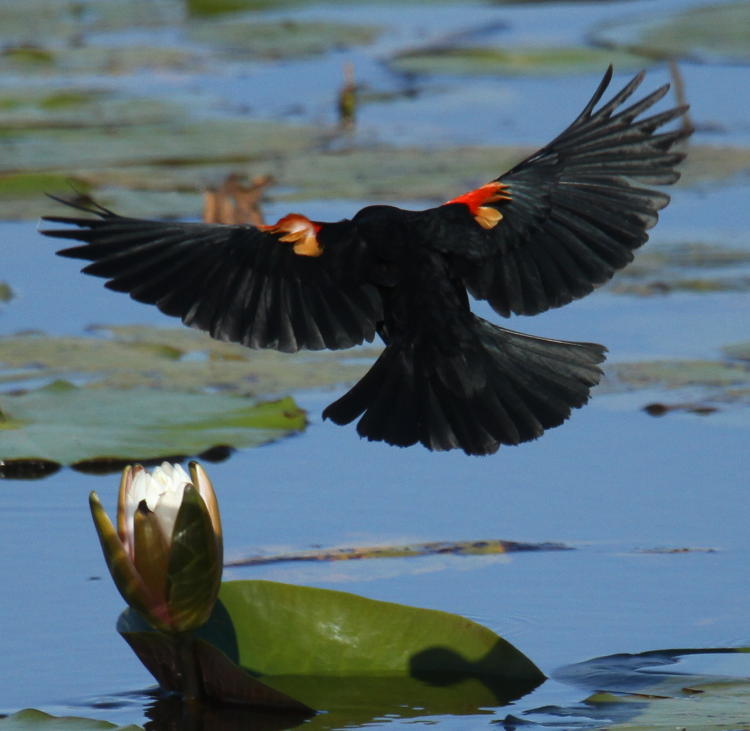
[0,0,748,728]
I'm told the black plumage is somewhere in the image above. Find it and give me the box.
[41,67,691,456]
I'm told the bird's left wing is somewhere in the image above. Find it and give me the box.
[42,199,382,352]
[426,66,691,317]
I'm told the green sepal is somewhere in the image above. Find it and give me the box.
[88,491,156,621]
[132,502,170,618]
[165,484,221,632]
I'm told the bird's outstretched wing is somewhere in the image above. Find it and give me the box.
[431,66,692,317]
[42,198,382,352]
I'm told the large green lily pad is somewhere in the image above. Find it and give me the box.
[0,325,379,470]
[593,1,750,65]
[390,45,645,77]
[0,380,306,467]
[119,579,544,715]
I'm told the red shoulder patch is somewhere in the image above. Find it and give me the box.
[259,214,323,257]
[445,181,511,230]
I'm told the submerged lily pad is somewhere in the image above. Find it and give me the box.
[593,1,750,65]
[0,380,306,466]
[391,45,645,77]
[119,579,544,714]
[521,647,750,730]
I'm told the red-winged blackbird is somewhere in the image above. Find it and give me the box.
[42,67,690,456]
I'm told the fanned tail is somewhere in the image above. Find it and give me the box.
[323,316,606,456]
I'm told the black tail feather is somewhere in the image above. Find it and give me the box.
[323,316,605,456]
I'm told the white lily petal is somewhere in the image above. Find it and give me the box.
[121,462,193,545]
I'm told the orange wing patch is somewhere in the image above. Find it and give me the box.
[445,182,511,230]
[260,213,323,257]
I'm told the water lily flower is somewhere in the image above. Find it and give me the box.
[89,461,223,633]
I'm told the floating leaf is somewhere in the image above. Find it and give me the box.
[723,341,750,362]
[520,648,750,730]
[593,1,750,65]
[0,326,377,394]
[0,381,306,467]
[0,172,90,200]
[226,537,571,568]
[0,90,186,130]
[607,241,750,296]
[0,709,140,730]
[119,579,544,715]
[607,359,749,390]
[188,19,381,59]
[391,45,645,77]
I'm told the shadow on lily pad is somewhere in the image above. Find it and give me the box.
[118,579,544,722]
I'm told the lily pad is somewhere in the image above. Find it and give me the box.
[0,0,182,47]
[519,647,750,730]
[0,90,187,130]
[0,380,306,467]
[0,172,90,201]
[0,326,376,394]
[0,45,196,77]
[593,1,750,65]
[188,19,381,59]
[723,341,750,362]
[2,119,318,174]
[602,346,750,411]
[0,709,140,730]
[607,241,750,296]
[119,579,544,713]
[391,45,645,77]
[226,537,571,568]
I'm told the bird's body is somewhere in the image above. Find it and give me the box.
[42,67,691,455]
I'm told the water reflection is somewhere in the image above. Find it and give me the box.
[140,669,542,731]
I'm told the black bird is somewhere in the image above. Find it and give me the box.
[42,67,690,456]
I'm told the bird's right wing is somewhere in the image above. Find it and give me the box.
[42,199,382,352]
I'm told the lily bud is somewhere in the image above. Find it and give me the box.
[90,461,223,633]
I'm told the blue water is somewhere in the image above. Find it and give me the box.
[1,0,749,727]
